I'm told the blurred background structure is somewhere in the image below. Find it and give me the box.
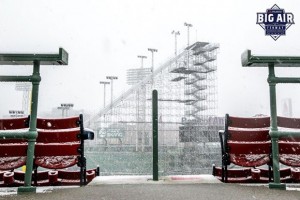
[85,41,223,175]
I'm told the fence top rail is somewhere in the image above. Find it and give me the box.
[241,49,300,67]
[0,48,68,65]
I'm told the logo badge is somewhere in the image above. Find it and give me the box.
[257,4,294,41]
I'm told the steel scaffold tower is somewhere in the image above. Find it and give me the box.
[86,41,221,174]
[88,41,220,144]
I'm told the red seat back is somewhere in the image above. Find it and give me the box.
[277,116,300,166]
[35,116,82,169]
[225,115,271,167]
[36,116,80,129]
[227,116,270,128]
[0,117,29,130]
[0,117,29,170]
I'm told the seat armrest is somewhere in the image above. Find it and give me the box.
[219,130,225,154]
[82,128,94,140]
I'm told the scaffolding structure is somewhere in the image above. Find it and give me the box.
[87,41,223,175]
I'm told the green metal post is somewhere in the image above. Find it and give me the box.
[18,61,40,193]
[152,90,158,181]
[268,65,286,190]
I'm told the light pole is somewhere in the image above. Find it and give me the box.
[137,55,147,68]
[184,22,193,48]
[147,48,158,73]
[171,31,180,57]
[9,110,24,117]
[172,30,180,68]
[99,81,110,108]
[184,22,193,69]
[57,103,74,117]
[106,76,118,106]
[15,82,32,116]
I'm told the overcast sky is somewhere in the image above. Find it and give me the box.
[1,0,300,117]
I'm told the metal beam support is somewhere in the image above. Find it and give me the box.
[18,61,40,193]
[270,130,300,137]
[0,76,33,82]
[267,65,285,189]
[241,49,300,67]
[0,48,68,65]
[268,77,300,84]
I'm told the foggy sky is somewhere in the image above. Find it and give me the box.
[1,0,300,117]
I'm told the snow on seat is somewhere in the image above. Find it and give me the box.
[212,166,252,183]
[213,165,292,183]
[251,168,291,183]
[227,141,271,167]
[35,117,83,170]
[58,169,97,185]
[0,117,30,186]
[214,114,300,183]
[291,168,300,182]
[35,128,81,169]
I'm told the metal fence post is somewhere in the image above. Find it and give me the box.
[152,90,158,181]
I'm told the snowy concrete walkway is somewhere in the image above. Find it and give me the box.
[1,175,299,200]
[89,174,222,185]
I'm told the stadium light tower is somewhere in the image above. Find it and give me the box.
[137,55,147,68]
[100,81,110,108]
[184,22,193,69]
[171,30,180,57]
[184,22,193,47]
[106,76,118,106]
[57,103,74,117]
[147,48,158,72]
[15,82,32,115]
[9,110,24,117]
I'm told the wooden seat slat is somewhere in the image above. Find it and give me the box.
[0,143,27,157]
[35,143,80,156]
[279,142,300,154]
[278,116,300,129]
[36,129,80,143]
[227,116,270,128]
[37,116,79,129]
[228,128,270,141]
[227,141,271,155]
[0,117,29,130]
